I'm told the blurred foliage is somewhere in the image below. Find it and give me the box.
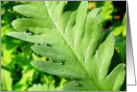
[113,13,126,37]
[88,0,126,64]
[1,1,126,91]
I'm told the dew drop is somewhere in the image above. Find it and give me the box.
[24,31,31,35]
[57,60,63,65]
[49,58,52,62]
[74,81,79,86]
[55,19,57,22]
[41,42,47,46]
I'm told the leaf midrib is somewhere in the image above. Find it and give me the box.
[45,3,100,90]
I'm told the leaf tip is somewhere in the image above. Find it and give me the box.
[6,32,15,37]
[13,5,22,12]
[11,20,17,29]
[30,61,39,69]
[31,45,37,51]
[30,61,35,66]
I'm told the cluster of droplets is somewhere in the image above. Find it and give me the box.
[46,58,64,65]
[24,29,80,87]
[24,30,65,66]
[24,30,48,47]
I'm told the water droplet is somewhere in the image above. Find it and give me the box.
[74,81,79,86]
[55,19,57,22]
[49,58,52,62]
[24,31,31,35]
[57,60,63,65]
[41,42,47,46]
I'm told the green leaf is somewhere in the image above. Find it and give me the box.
[12,66,35,91]
[1,69,13,91]
[113,13,126,37]
[102,1,114,22]
[7,1,126,91]
[115,40,126,64]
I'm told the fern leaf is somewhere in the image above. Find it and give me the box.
[7,1,125,91]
